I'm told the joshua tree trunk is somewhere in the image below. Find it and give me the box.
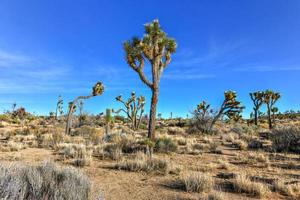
[148,88,159,140]
[208,111,222,133]
[254,109,258,125]
[267,106,272,129]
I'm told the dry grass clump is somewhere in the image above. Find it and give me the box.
[206,192,224,200]
[273,180,300,198]
[221,133,236,143]
[248,138,263,149]
[36,129,66,149]
[7,141,26,151]
[57,143,93,166]
[232,173,270,198]
[177,137,187,146]
[104,143,123,160]
[155,137,178,153]
[167,127,185,135]
[0,161,93,200]
[270,126,300,153]
[115,152,176,175]
[231,140,247,150]
[237,152,269,166]
[182,172,214,193]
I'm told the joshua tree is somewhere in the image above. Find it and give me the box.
[124,19,177,140]
[249,91,264,125]
[65,82,104,135]
[113,92,146,130]
[209,91,244,132]
[170,112,173,119]
[263,90,281,129]
[55,95,64,120]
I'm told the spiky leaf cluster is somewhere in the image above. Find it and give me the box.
[124,19,177,89]
[92,82,105,96]
[263,90,281,106]
[222,91,245,120]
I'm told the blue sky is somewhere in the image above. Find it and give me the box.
[0,0,300,118]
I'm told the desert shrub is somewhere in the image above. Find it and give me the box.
[231,124,257,136]
[177,137,187,146]
[0,161,92,200]
[0,114,10,122]
[231,140,247,150]
[232,173,270,198]
[208,141,219,153]
[193,143,209,151]
[273,180,300,198]
[167,127,185,135]
[115,152,172,175]
[93,144,105,159]
[206,192,224,200]
[73,125,97,137]
[270,126,300,153]
[221,133,236,143]
[58,143,93,166]
[248,138,263,149]
[36,128,65,149]
[183,172,214,193]
[104,144,123,160]
[155,137,178,153]
[7,141,26,151]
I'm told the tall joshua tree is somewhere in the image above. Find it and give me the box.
[124,19,177,140]
[249,91,264,125]
[113,92,146,130]
[263,90,281,129]
[209,91,244,132]
[65,82,104,135]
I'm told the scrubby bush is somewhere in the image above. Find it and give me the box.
[155,137,178,153]
[270,126,300,153]
[0,161,92,200]
[183,172,214,193]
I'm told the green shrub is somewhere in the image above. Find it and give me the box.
[155,137,178,153]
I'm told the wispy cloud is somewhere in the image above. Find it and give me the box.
[234,65,300,72]
[164,39,246,80]
[0,50,33,67]
[164,70,215,80]
[0,49,71,93]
